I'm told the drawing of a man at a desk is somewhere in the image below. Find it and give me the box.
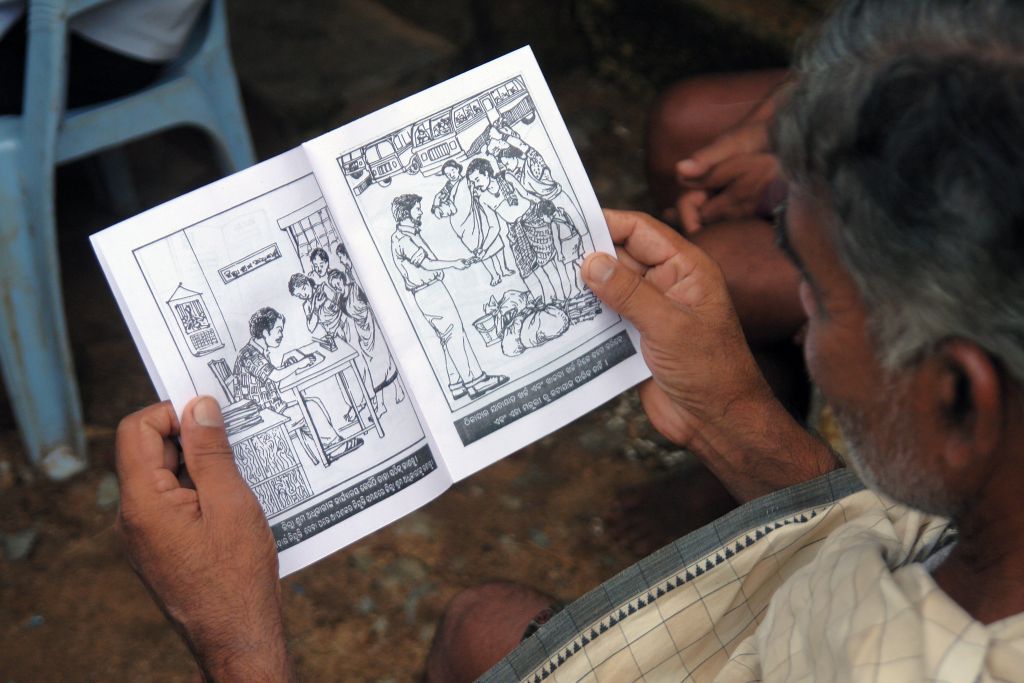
[233,307,364,465]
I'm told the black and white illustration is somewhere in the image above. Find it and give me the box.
[131,175,423,519]
[335,75,620,412]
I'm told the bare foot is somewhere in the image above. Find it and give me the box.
[605,461,738,558]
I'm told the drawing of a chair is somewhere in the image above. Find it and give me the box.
[0,0,256,478]
[207,358,320,467]
[207,357,237,403]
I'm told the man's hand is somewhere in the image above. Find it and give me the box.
[116,398,295,682]
[675,119,779,234]
[582,210,838,501]
[582,210,770,447]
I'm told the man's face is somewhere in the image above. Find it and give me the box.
[311,255,328,277]
[782,189,952,514]
[444,166,460,181]
[410,202,423,224]
[293,281,312,301]
[468,170,489,191]
[498,155,521,174]
[337,253,354,275]
[264,319,285,348]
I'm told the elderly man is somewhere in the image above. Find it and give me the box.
[111,0,1024,680]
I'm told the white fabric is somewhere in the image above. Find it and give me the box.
[0,0,205,62]
[721,504,1024,682]
[512,488,1024,682]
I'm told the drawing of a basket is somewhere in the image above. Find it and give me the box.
[472,313,501,346]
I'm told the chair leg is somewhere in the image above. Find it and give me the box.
[190,49,256,174]
[0,151,87,479]
[97,148,141,217]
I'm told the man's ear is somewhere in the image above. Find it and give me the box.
[932,339,1002,470]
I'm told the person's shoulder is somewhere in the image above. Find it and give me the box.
[238,341,260,357]
[234,342,258,366]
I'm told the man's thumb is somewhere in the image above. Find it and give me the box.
[179,396,246,501]
[582,253,675,336]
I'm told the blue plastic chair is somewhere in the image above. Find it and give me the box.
[0,0,256,479]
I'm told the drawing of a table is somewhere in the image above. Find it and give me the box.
[279,341,384,465]
[228,409,313,517]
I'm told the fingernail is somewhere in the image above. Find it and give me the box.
[192,396,223,428]
[586,254,616,284]
[678,159,699,174]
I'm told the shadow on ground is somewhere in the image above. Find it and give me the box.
[0,1,819,679]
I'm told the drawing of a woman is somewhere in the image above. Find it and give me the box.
[328,258,405,411]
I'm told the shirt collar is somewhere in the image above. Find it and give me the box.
[397,219,421,236]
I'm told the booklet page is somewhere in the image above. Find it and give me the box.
[303,47,650,481]
[91,148,451,576]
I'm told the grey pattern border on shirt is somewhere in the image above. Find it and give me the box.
[479,467,866,682]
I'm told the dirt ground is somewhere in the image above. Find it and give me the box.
[0,2,821,680]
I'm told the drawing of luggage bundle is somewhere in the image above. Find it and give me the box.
[473,290,576,357]
[342,77,536,195]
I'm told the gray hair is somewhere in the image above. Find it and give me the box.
[773,0,1024,382]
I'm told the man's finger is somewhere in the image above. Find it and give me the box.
[678,191,707,235]
[676,133,737,179]
[115,402,182,497]
[178,396,248,506]
[603,209,708,268]
[676,157,711,180]
[582,253,685,336]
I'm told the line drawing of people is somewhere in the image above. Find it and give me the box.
[300,248,356,347]
[491,124,595,254]
[232,307,363,465]
[289,270,374,425]
[539,199,585,298]
[307,246,331,288]
[327,243,407,412]
[390,193,509,401]
[466,157,568,303]
[431,159,513,286]
[288,272,342,339]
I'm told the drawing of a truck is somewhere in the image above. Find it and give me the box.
[362,126,416,188]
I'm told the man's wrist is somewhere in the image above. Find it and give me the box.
[195,633,295,682]
[690,389,840,503]
[183,611,295,682]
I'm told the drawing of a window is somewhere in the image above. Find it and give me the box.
[166,284,224,356]
[276,198,340,260]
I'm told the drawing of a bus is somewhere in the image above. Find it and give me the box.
[410,76,536,176]
[339,149,372,195]
[363,126,415,188]
[342,77,537,194]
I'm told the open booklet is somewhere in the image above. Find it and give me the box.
[91,47,649,576]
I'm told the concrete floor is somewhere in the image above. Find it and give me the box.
[0,1,819,680]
